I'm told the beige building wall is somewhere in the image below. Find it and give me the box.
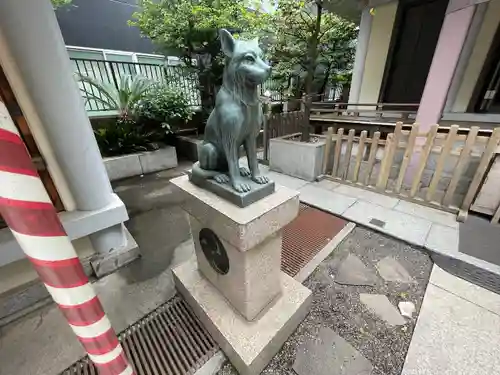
[358,2,399,104]
[452,0,500,112]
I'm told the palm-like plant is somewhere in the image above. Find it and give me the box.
[77,73,153,119]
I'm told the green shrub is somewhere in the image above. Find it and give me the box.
[77,73,153,120]
[94,118,160,157]
[135,85,195,136]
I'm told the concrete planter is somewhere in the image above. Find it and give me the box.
[269,133,326,181]
[104,146,178,181]
[176,135,202,162]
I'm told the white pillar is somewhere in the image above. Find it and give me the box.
[348,7,373,104]
[0,0,112,211]
[0,0,132,261]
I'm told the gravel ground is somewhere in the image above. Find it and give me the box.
[217,226,433,375]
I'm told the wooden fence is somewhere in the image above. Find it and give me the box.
[261,110,306,162]
[321,122,500,219]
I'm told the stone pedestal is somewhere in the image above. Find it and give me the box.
[171,175,312,375]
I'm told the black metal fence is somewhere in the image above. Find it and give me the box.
[70,57,202,113]
[72,56,351,115]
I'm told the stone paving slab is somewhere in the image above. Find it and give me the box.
[313,179,341,191]
[393,200,458,229]
[376,257,415,284]
[293,327,372,375]
[360,294,406,326]
[335,254,378,286]
[429,265,500,317]
[334,185,400,209]
[267,170,310,191]
[401,283,500,375]
[424,224,458,254]
[299,184,357,215]
[343,201,432,247]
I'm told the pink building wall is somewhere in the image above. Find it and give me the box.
[415,3,476,131]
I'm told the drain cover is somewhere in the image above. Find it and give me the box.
[61,296,218,375]
[369,218,386,228]
[281,204,348,277]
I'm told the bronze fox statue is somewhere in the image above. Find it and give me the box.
[191,29,271,193]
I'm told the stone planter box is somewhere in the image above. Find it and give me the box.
[269,133,326,181]
[175,135,202,162]
[103,146,178,181]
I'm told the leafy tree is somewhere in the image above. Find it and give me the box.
[268,0,356,97]
[51,0,72,8]
[130,0,271,112]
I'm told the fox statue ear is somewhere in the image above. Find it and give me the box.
[219,29,235,57]
[251,37,259,47]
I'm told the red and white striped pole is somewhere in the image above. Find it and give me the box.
[0,100,135,375]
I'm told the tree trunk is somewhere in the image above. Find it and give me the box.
[195,56,216,133]
[302,1,322,142]
[319,63,332,98]
[304,1,323,96]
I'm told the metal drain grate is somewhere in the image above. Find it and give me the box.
[281,204,348,277]
[61,296,218,375]
[432,253,500,295]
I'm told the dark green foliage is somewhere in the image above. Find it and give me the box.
[268,0,357,96]
[51,0,72,8]
[94,119,160,157]
[130,0,271,111]
[94,85,195,156]
[135,85,195,136]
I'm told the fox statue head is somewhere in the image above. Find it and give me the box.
[219,28,271,92]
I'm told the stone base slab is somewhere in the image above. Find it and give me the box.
[171,175,299,252]
[173,258,312,375]
[190,214,283,321]
[90,228,140,277]
[188,168,275,208]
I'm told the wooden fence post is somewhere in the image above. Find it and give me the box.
[365,131,381,186]
[376,134,393,190]
[353,130,367,183]
[461,128,500,212]
[409,125,439,198]
[377,122,402,190]
[332,128,344,177]
[342,129,356,180]
[443,126,479,207]
[395,124,419,193]
[322,127,334,174]
[426,125,459,202]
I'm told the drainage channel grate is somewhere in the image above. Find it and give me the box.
[61,296,218,375]
[281,203,348,277]
[63,204,347,375]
